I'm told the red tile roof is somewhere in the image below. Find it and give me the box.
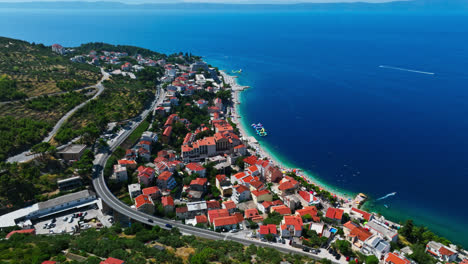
[100,257,125,264]
[271,205,292,215]
[216,174,228,182]
[186,162,205,171]
[158,171,173,181]
[142,186,160,195]
[190,178,208,186]
[176,206,188,213]
[42,261,56,264]
[278,181,295,191]
[234,185,250,194]
[161,196,174,207]
[295,206,318,217]
[222,200,236,210]
[244,208,260,219]
[385,252,411,264]
[118,159,137,165]
[251,189,270,197]
[351,207,372,221]
[135,194,153,208]
[213,216,238,227]
[6,229,35,239]
[196,215,208,224]
[208,209,230,223]
[439,246,456,256]
[349,226,373,242]
[163,126,172,137]
[243,156,258,166]
[283,215,303,230]
[325,207,344,220]
[206,200,221,209]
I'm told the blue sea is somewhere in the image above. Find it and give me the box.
[1,5,468,246]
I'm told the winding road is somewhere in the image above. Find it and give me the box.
[7,68,110,163]
[91,85,344,264]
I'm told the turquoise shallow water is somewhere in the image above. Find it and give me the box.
[0,6,467,246]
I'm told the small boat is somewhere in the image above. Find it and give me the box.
[384,204,389,209]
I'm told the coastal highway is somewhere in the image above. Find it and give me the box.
[91,85,344,264]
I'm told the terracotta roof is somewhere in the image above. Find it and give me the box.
[349,226,373,242]
[42,261,56,264]
[161,196,174,207]
[271,205,292,215]
[100,257,125,264]
[283,215,303,230]
[186,162,205,171]
[163,126,172,137]
[351,207,372,221]
[234,172,247,180]
[232,212,244,223]
[385,252,411,264]
[234,185,250,194]
[208,209,230,223]
[278,181,295,191]
[295,206,318,217]
[343,221,359,230]
[216,174,228,182]
[251,189,270,197]
[190,178,208,186]
[244,208,260,219]
[248,165,258,173]
[250,180,264,190]
[222,200,236,210]
[142,186,160,195]
[439,246,456,256]
[243,156,258,166]
[6,229,35,239]
[325,207,344,220]
[195,215,208,224]
[158,171,173,181]
[213,216,238,227]
[118,159,136,165]
[206,200,221,209]
[135,195,153,208]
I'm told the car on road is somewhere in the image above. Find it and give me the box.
[63,216,68,221]
[229,229,239,233]
[165,224,173,229]
[68,217,74,223]
[302,247,310,252]
[148,219,153,223]
[335,254,341,260]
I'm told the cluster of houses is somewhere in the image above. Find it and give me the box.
[104,57,468,264]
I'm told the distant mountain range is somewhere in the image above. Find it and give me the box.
[0,0,466,10]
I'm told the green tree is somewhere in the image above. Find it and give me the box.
[366,255,379,264]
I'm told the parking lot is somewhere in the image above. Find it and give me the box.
[34,204,112,235]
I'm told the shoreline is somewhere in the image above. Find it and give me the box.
[221,70,356,206]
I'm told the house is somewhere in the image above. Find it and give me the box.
[176,206,188,219]
[111,164,128,182]
[121,62,132,71]
[57,176,82,191]
[186,201,208,218]
[6,229,35,239]
[100,257,125,264]
[233,144,247,156]
[281,215,303,238]
[232,185,251,203]
[265,166,283,183]
[137,147,151,161]
[258,200,283,214]
[161,196,174,213]
[213,216,239,231]
[124,149,137,160]
[216,174,232,197]
[384,252,412,264]
[135,194,154,215]
[51,44,65,54]
[222,200,237,213]
[298,190,320,206]
[351,207,373,222]
[214,98,223,109]
[162,126,172,144]
[195,215,208,226]
[157,171,176,190]
[271,205,292,216]
[141,131,158,143]
[283,194,302,210]
[343,221,373,248]
[362,236,391,259]
[142,186,161,201]
[425,241,458,262]
[137,166,156,186]
[56,144,87,161]
[185,163,206,177]
[196,99,207,108]
[295,206,320,222]
[259,224,277,239]
[206,200,221,210]
[188,178,208,201]
[251,189,272,204]
[365,219,398,243]
[247,165,260,177]
[309,222,325,236]
[243,156,258,168]
[244,208,263,222]
[208,209,230,223]
[325,207,344,223]
[128,184,142,199]
[118,159,137,169]
[278,177,299,196]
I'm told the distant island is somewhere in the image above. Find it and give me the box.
[0,37,466,264]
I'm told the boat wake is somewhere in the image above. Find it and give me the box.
[379,65,435,75]
[376,192,396,201]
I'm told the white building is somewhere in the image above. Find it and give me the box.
[361,236,391,260]
[111,164,128,182]
[128,184,142,200]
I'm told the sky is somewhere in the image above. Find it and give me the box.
[0,0,403,3]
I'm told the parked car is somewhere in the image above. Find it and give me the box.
[165,224,173,229]
[63,216,68,221]
[68,218,74,223]
[148,219,153,223]
[230,229,239,233]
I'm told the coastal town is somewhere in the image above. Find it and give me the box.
[0,42,467,264]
